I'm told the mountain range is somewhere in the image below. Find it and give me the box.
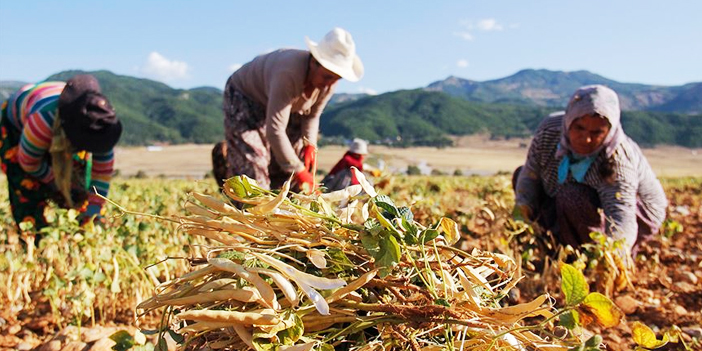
[0,69,699,147]
[426,69,701,114]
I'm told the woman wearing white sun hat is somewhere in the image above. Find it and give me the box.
[213,28,363,193]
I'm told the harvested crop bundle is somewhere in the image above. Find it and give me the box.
[137,168,577,350]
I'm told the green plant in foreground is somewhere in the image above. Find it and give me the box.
[558,264,622,351]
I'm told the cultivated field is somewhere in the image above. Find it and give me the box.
[1,143,701,350]
[114,141,702,179]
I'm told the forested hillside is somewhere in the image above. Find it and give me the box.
[47,70,224,145]
[1,70,699,147]
[322,89,702,148]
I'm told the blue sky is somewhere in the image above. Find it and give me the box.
[1,1,700,94]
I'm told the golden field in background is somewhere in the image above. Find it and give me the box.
[114,138,702,178]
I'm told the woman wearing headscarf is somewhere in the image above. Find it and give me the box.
[1,74,122,231]
[212,27,363,192]
[513,85,667,257]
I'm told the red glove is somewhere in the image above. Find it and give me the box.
[301,145,317,172]
[294,169,315,193]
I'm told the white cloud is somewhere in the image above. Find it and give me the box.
[229,63,243,72]
[457,59,469,68]
[455,18,507,42]
[358,87,378,95]
[141,52,189,82]
[476,18,504,32]
[453,31,474,41]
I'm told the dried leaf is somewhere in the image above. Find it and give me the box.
[632,321,669,349]
[579,292,623,328]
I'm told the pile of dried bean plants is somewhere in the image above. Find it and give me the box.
[138,169,567,350]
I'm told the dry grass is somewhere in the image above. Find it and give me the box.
[113,140,702,178]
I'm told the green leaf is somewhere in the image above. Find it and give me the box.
[559,310,580,330]
[326,248,355,274]
[217,250,246,262]
[398,206,413,221]
[226,177,248,198]
[584,335,603,348]
[374,195,399,217]
[276,310,304,345]
[420,229,439,243]
[19,221,35,232]
[109,330,135,351]
[631,321,669,349]
[360,230,380,258]
[580,292,623,328]
[434,298,450,307]
[561,264,589,306]
[252,337,278,351]
[155,336,168,351]
[376,232,401,277]
[401,217,418,245]
[364,218,380,231]
[167,329,184,344]
[372,202,397,231]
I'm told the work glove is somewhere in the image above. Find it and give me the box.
[301,144,317,172]
[293,169,315,194]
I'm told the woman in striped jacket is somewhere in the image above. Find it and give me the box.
[1,74,122,233]
[513,85,667,258]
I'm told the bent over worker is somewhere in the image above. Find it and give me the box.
[212,27,363,193]
[1,74,122,232]
[513,85,667,258]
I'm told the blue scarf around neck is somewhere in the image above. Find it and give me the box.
[557,145,596,184]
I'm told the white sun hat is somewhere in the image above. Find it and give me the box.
[305,27,364,82]
[348,138,368,155]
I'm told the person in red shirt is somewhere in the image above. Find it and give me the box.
[322,138,368,191]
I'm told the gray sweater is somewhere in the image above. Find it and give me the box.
[227,49,335,172]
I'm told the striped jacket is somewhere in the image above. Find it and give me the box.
[4,81,114,209]
[515,113,668,250]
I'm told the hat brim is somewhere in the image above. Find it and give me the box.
[306,37,364,82]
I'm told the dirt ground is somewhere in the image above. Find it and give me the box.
[1,140,700,350]
[2,181,700,350]
[114,139,702,178]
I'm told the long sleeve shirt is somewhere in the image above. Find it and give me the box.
[5,82,114,208]
[226,49,335,172]
[515,113,668,251]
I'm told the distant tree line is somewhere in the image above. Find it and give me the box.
[10,71,693,148]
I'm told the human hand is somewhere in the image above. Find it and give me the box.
[293,169,315,193]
